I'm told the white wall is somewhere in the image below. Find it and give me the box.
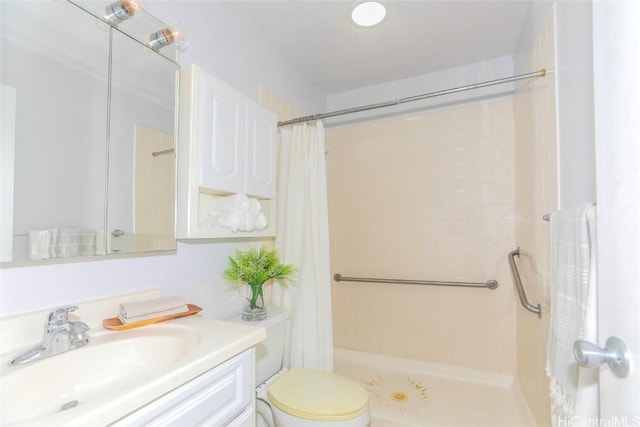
[325,55,515,127]
[148,0,325,115]
[592,0,640,417]
[1,241,248,318]
[0,2,325,318]
[513,0,595,210]
[554,1,596,208]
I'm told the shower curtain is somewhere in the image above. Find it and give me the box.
[273,120,333,372]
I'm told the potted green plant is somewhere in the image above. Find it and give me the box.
[224,247,296,321]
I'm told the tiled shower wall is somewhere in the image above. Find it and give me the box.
[513,6,558,425]
[327,98,518,375]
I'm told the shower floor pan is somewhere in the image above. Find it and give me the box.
[334,348,535,427]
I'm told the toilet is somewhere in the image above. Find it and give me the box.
[232,306,370,427]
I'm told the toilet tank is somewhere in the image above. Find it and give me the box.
[231,306,290,386]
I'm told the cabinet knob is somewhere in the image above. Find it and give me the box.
[111,229,125,237]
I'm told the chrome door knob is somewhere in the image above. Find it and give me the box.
[573,336,630,378]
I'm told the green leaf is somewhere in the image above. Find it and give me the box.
[223,247,297,290]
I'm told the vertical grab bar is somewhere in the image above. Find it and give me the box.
[508,247,542,318]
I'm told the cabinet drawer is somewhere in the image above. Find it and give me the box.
[112,349,254,426]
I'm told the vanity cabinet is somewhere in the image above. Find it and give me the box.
[177,65,277,239]
[112,349,255,427]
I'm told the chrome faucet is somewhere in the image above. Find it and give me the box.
[10,305,90,365]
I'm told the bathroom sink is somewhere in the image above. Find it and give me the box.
[0,291,266,427]
[0,324,199,425]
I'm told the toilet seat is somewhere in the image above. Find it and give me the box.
[267,368,369,421]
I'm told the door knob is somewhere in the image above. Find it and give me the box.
[573,336,630,378]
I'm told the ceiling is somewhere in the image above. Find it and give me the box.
[226,1,532,94]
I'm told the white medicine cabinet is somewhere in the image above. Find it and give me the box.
[1,1,178,265]
[177,65,277,239]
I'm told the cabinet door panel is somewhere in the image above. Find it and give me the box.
[112,350,254,427]
[245,101,277,199]
[195,71,245,193]
[177,65,278,239]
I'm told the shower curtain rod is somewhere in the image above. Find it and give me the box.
[277,69,547,127]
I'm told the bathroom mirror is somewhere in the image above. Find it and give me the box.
[0,0,178,265]
[107,29,177,254]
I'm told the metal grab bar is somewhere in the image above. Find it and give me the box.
[151,148,175,157]
[508,248,542,318]
[333,273,498,290]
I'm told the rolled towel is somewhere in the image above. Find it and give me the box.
[206,193,268,232]
[217,208,267,232]
[118,296,188,324]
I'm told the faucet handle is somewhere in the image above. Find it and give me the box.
[46,305,78,326]
[68,321,91,348]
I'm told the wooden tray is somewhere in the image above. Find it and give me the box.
[103,304,202,331]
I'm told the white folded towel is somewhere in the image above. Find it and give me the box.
[546,203,598,425]
[29,228,97,260]
[206,193,267,232]
[118,296,189,324]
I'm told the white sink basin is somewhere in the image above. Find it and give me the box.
[0,291,266,427]
[1,324,200,425]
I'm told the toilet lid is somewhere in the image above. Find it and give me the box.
[267,368,369,421]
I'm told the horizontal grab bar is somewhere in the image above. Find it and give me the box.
[152,148,175,157]
[507,248,542,318]
[333,274,498,290]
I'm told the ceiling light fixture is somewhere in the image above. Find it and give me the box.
[351,1,387,27]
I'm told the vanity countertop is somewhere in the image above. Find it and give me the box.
[0,290,266,426]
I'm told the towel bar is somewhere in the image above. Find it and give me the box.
[151,148,175,157]
[333,274,498,289]
[508,247,542,318]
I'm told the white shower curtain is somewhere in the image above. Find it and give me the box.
[273,120,333,372]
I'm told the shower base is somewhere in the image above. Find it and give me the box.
[334,348,535,427]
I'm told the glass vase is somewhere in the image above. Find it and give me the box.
[242,284,267,321]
